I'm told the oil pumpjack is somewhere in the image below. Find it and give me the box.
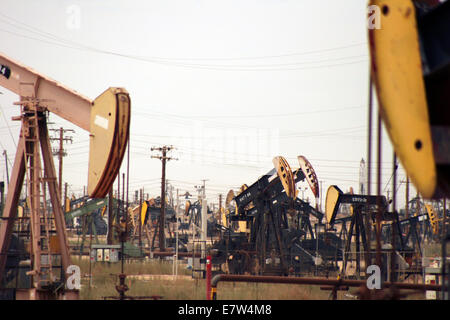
[0,53,130,299]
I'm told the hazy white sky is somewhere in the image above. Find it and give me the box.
[0,0,415,208]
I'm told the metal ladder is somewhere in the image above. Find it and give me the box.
[21,102,54,289]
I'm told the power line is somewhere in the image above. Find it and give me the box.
[0,13,368,72]
[0,11,367,62]
[133,104,364,120]
[0,24,368,72]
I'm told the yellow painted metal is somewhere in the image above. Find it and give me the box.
[325,185,342,224]
[17,206,23,218]
[88,88,130,198]
[369,0,436,198]
[238,221,248,233]
[273,156,296,199]
[224,189,235,229]
[65,197,71,213]
[425,203,439,235]
[100,206,107,217]
[141,201,148,226]
[220,207,228,228]
[185,200,191,216]
[235,186,249,233]
[225,190,235,209]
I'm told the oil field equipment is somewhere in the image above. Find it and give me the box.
[325,185,417,281]
[212,156,342,276]
[0,53,130,299]
[140,197,180,250]
[326,185,386,278]
[185,199,217,239]
[64,196,121,256]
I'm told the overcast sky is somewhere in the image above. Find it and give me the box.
[0,0,415,209]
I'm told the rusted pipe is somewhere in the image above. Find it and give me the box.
[115,273,129,300]
[68,249,203,258]
[151,251,202,258]
[210,274,442,300]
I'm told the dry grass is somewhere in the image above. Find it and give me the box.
[72,256,430,300]
[423,243,450,257]
[71,256,332,300]
[216,282,329,300]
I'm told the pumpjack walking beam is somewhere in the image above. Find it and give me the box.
[0,53,130,298]
[368,0,450,199]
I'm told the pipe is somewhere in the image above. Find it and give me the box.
[151,251,203,258]
[210,274,442,300]
[442,235,450,300]
[206,255,212,300]
[69,248,203,258]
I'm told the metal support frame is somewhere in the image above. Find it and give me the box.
[340,208,370,280]
[0,99,77,299]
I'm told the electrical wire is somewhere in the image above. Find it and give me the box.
[0,12,368,72]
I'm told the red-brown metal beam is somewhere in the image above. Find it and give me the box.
[39,121,72,276]
[210,274,443,300]
[0,133,26,285]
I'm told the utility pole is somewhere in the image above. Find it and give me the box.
[0,181,4,215]
[107,188,113,245]
[2,150,9,187]
[443,198,447,240]
[195,179,209,274]
[319,180,323,212]
[195,179,208,200]
[359,158,366,195]
[64,182,68,212]
[176,189,180,215]
[139,188,143,249]
[175,188,180,277]
[168,182,174,208]
[405,176,410,218]
[50,127,74,202]
[218,194,223,225]
[202,179,207,198]
[151,145,177,252]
